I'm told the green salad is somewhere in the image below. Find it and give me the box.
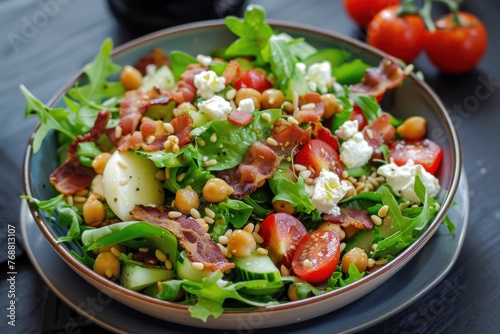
[22,5,454,322]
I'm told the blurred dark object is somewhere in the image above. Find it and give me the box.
[107,0,247,34]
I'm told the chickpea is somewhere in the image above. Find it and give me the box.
[227,230,256,258]
[120,65,143,90]
[83,194,106,225]
[175,186,200,215]
[341,247,368,274]
[397,116,427,139]
[202,178,234,203]
[235,88,261,110]
[272,200,295,214]
[317,222,345,240]
[92,152,111,175]
[94,251,121,279]
[261,89,285,109]
[321,94,343,119]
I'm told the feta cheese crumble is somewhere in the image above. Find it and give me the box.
[196,54,212,67]
[306,61,334,94]
[340,132,373,169]
[238,98,255,113]
[377,160,441,203]
[193,70,226,99]
[311,169,352,216]
[198,95,232,120]
[335,119,359,140]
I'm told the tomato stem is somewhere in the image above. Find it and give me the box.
[432,0,464,26]
[396,0,420,16]
[420,0,436,32]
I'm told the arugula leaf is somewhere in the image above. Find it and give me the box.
[372,176,431,258]
[21,85,77,153]
[133,144,198,168]
[81,221,178,263]
[331,96,353,132]
[224,5,273,64]
[349,93,381,124]
[268,174,315,214]
[67,39,124,103]
[222,198,254,229]
[170,50,198,80]
[194,109,281,171]
[181,270,278,321]
[327,264,365,289]
[22,194,83,242]
[263,34,298,90]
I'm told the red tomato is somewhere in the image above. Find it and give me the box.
[349,106,368,131]
[234,69,273,93]
[388,138,443,174]
[424,12,488,74]
[259,213,308,268]
[295,139,344,178]
[292,230,341,283]
[343,0,401,27]
[367,6,426,64]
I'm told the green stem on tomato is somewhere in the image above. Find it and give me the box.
[396,0,420,16]
[433,0,464,26]
[420,0,436,32]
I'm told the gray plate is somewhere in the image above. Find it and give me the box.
[20,168,469,334]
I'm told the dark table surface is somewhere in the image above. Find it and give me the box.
[1,0,499,333]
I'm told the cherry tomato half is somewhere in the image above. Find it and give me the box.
[234,69,273,93]
[424,12,488,74]
[349,106,368,131]
[343,0,401,28]
[388,138,443,174]
[295,139,344,178]
[367,6,426,64]
[259,213,308,268]
[292,230,341,283]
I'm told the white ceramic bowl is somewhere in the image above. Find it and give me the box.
[23,20,461,330]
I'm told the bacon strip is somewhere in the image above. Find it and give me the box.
[293,92,325,124]
[322,207,374,230]
[50,110,110,195]
[218,124,311,199]
[130,205,234,272]
[349,56,407,98]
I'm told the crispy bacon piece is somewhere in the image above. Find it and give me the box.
[310,122,340,152]
[228,110,254,126]
[293,92,325,124]
[322,207,374,230]
[218,124,311,199]
[118,113,194,152]
[130,205,234,272]
[349,56,407,98]
[222,60,244,85]
[50,110,110,195]
[362,113,395,160]
[134,48,171,75]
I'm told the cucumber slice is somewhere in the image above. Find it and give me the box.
[175,250,212,282]
[121,261,175,291]
[344,222,396,254]
[231,253,283,295]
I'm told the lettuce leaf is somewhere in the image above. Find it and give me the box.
[181,270,278,321]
